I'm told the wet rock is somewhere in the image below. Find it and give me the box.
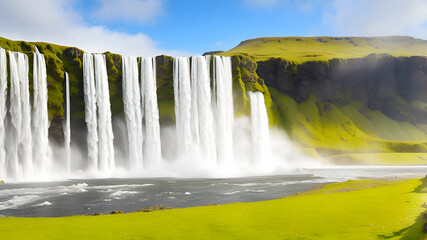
[48,118,64,144]
[110,210,123,214]
[137,206,172,212]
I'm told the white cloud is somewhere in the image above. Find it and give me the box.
[244,0,278,8]
[92,0,164,24]
[296,0,314,13]
[323,0,427,39]
[214,41,223,46]
[244,0,315,13]
[0,0,190,57]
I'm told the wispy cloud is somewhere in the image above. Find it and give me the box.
[92,0,164,24]
[215,41,224,46]
[0,0,190,56]
[323,0,427,39]
[244,0,278,9]
[296,0,314,13]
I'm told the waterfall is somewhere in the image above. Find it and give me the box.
[83,53,98,171]
[248,91,272,167]
[191,56,216,165]
[122,56,143,169]
[173,56,233,166]
[83,53,115,173]
[0,48,7,179]
[213,56,234,166]
[141,57,161,166]
[0,48,282,181]
[33,46,51,176]
[93,54,115,172]
[64,72,71,175]
[8,51,32,179]
[174,57,193,154]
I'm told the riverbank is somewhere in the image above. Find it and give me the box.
[0,176,425,239]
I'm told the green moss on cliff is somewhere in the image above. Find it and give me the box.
[33,42,66,119]
[231,54,277,126]
[104,52,123,117]
[156,55,175,121]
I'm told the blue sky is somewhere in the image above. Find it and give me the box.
[0,0,427,56]
[73,0,332,53]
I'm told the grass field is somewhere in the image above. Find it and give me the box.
[0,177,425,239]
[221,36,427,63]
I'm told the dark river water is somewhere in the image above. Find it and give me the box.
[0,166,426,217]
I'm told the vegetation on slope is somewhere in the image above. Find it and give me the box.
[222,36,427,63]
[0,177,425,239]
[269,87,427,157]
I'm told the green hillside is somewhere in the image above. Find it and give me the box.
[268,88,427,158]
[222,36,427,63]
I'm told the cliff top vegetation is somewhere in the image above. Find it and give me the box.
[221,36,427,63]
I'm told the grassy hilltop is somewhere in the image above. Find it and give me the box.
[222,36,427,63]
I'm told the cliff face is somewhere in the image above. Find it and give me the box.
[257,54,427,124]
[1,36,426,158]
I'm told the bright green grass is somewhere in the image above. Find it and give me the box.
[326,152,427,165]
[221,36,427,63]
[0,178,425,239]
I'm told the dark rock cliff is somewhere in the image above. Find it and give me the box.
[257,54,427,124]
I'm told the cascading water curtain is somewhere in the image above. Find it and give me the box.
[141,57,162,166]
[8,51,32,180]
[173,55,234,167]
[93,54,115,172]
[83,53,115,174]
[191,56,216,166]
[0,48,7,179]
[83,53,99,172]
[64,72,71,175]
[0,48,51,181]
[122,56,144,169]
[33,46,51,176]
[213,56,234,167]
[173,57,193,154]
[248,91,272,168]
